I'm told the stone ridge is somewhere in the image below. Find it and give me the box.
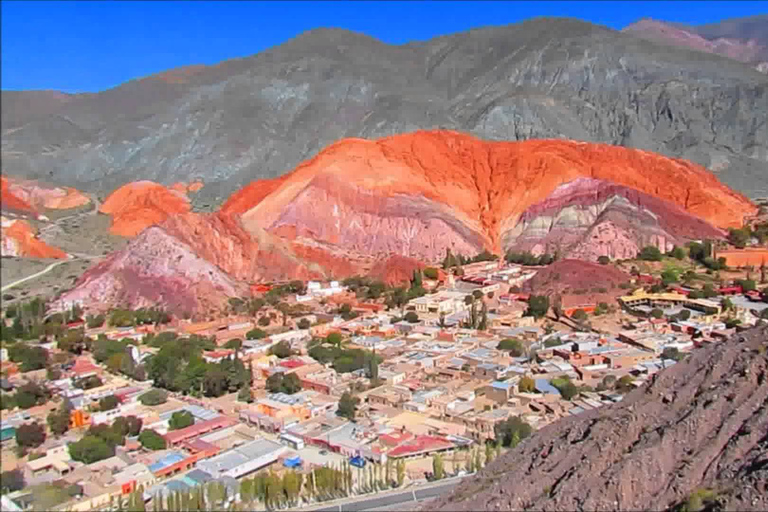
[99,181,191,237]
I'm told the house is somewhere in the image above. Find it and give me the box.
[409,291,467,315]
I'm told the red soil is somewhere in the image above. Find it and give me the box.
[2,219,67,259]
[99,181,191,237]
[369,254,426,286]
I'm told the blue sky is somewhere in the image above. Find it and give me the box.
[2,1,765,92]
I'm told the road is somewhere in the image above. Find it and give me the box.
[297,477,464,512]
[2,193,104,293]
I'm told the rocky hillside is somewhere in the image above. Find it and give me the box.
[425,325,768,512]
[57,131,755,315]
[2,17,767,203]
[624,16,768,73]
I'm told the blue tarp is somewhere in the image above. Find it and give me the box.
[283,456,302,468]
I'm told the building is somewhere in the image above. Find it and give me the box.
[195,438,286,479]
[409,291,467,315]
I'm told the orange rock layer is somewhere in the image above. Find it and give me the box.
[1,217,67,259]
[1,177,36,213]
[100,181,191,237]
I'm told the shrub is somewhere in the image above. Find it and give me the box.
[423,267,439,280]
[269,340,293,359]
[650,308,664,319]
[138,429,166,451]
[571,309,588,321]
[638,246,663,262]
[138,389,167,406]
[518,376,535,393]
[494,416,532,447]
[246,328,267,340]
[168,411,194,430]
[497,338,524,357]
[404,311,420,323]
[15,422,46,449]
[257,316,271,327]
[525,295,550,319]
[297,318,311,330]
[597,256,610,265]
[98,395,119,411]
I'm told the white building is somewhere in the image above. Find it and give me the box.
[409,291,468,315]
[195,438,286,479]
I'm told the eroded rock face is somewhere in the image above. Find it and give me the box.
[65,131,756,313]
[99,181,191,237]
[0,217,67,259]
[57,225,245,314]
[4,177,90,210]
[424,326,768,511]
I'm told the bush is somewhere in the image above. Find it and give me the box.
[650,308,664,319]
[138,429,166,451]
[525,295,550,319]
[497,338,524,357]
[269,340,293,359]
[15,422,46,449]
[494,416,532,447]
[638,246,663,262]
[257,316,271,327]
[98,395,119,411]
[518,376,535,393]
[571,309,588,321]
[597,256,610,265]
[423,267,439,280]
[224,338,242,350]
[74,375,103,390]
[669,246,687,260]
[138,389,167,406]
[297,318,311,330]
[0,469,25,493]
[246,328,267,340]
[69,435,113,464]
[404,311,420,323]
[168,411,194,430]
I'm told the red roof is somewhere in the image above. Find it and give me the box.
[379,431,414,446]
[71,356,100,376]
[204,349,234,359]
[163,416,236,445]
[387,435,454,457]
[279,359,307,369]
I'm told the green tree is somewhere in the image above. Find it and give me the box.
[728,227,751,249]
[69,435,113,464]
[639,246,663,261]
[494,417,532,448]
[269,340,293,359]
[662,347,684,362]
[246,328,267,340]
[485,442,495,465]
[650,308,665,319]
[168,410,194,430]
[0,469,25,494]
[138,429,167,451]
[282,373,302,394]
[224,338,243,350]
[497,338,524,357]
[525,295,550,319]
[99,395,119,411]
[47,399,73,436]
[661,269,679,286]
[670,246,687,260]
[423,267,439,280]
[571,309,588,321]
[337,392,359,420]
[518,376,536,393]
[326,332,343,347]
[138,389,167,406]
[396,459,406,487]
[404,311,420,323]
[597,255,610,265]
[432,454,444,480]
[237,386,253,403]
[15,422,46,449]
[298,318,311,330]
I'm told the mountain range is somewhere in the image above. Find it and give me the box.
[2,16,767,206]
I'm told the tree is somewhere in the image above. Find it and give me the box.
[125,415,142,437]
[15,422,46,449]
[0,468,25,493]
[138,389,167,406]
[404,311,419,323]
[571,309,589,321]
[677,309,692,321]
[337,392,359,420]
[282,373,302,394]
[246,328,267,340]
[423,267,439,280]
[650,308,665,319]
[662,347,684,362]
[494,416,532,448]
[639,246,663,261]
[497,338,524,357]
[14,381,49,409]
[326,332,343,347]
[138,429,166,450]
[518,376,536,393]
[661,269,679,286]
[224,338,243,350]
[47,399,73,436]
[237,386,253,403]
[257,316,271,327]
[432,454,445,480]
[728,227,751,249]
[485,442,495,465]
[525,295,550,319]
[597,255,610,265]
[670,246,687,260]
[169,411,194,430]
[396,459,406,487]
[737,279,757,292]
[616,375,636,393]
[69,435,113,464]
[266,373,284,393]
[269,340,293,359]
[99,395,119,411]
[297,318,311,330]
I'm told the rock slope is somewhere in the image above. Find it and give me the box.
[59,132,755,315]
[3,17,767,201]
[425,325,768,512]
[1,217,67,259]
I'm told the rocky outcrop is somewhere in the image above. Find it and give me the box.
[424,325,768,511]
[57,225,246,314]
[0,177,35,214]
[99,181,191,237]
[1,216,67,259]
[623,16,768,73]
[63,132,755,313]
[3,18,766,203]
[3,177,90,211]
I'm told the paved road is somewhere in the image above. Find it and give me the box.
[304,479,462,512]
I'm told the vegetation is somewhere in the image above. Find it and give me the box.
[47,399,73,436]
[597,255,610,265]
[638,246,663,262]
[69,422,127,464]
[680,488,719,512]
[432,453,445,480]
[662,347,685,362]
[497,338,525,357]
[308,338,382,374]
[518,376,536,393]
[168,410,194,430]
[404,311,420,323]
[550,376,579,401]
[98,394,119,411]
[526,295,550,319]
[505,251,554,266]
[138,389,168,406]
[571,309,589,321]
[337,392,359,420]
[138,429,166,451]
[0,469,25,494]
[15,422,46,450]
[269,340,293,358]
[297,318,311,330]
[7,343,49,372]
[423,267,439,280]
[247,328,268,339]
[494,416,532,447]
[237,386,254,403]
[266,372,302,394]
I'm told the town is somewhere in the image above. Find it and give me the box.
[2,239,768,511]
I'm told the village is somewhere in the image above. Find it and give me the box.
[1,241,768,511]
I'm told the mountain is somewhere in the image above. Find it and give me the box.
[424,325,768,511]
[57,131,756,315]
[2,17,767,204]
[623,16,768,73]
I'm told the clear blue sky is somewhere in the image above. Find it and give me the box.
[2,1,765,93]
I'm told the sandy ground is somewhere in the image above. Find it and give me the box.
[1,258,94,305]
